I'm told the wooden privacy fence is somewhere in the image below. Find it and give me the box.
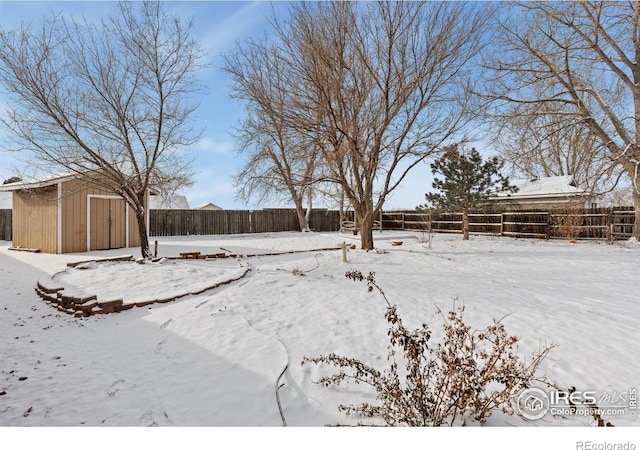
[0,207,634,241]
[0,209,11,241]
[149,208,341,237]
[381,207,635,241]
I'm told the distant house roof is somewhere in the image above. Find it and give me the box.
[149,194,190,209]
[491,175,591,201]
[196,202,222,211]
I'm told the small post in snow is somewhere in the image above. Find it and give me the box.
[154,240,158,258]
[339,241,349,263]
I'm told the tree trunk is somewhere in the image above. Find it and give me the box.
[360,217,374,250]
[135,208,152,259]
[462,210,470,241]
[293,196,307,232]
[304,187,312,231]
[632,188,640,241]
[355,204,375,250]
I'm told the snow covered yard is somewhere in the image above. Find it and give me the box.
[1,231,638,434]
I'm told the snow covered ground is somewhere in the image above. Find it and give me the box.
[1,231,638,447]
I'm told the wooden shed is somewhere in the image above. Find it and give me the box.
[0,174,148,254]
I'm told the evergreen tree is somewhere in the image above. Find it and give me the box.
[422,146,517,240]
[2,177,21,185]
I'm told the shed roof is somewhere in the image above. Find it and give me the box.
[0,173,80,192]
[0,172,160,197]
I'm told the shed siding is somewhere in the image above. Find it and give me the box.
[13,188,58,253]
[10,177,147,254]
[129,202,142,248]
[111,199,126,249]
[89,197,127,250]
[89,197,110,250]
[60,179,143,253]
[61,180,88,253]
[60,179,113,253]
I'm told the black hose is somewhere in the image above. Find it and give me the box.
[275,363,289,426]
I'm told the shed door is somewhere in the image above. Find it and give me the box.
[90,198,126,250]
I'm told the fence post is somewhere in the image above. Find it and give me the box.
[606,208,613,243]
[500,212,504,237]
[545,212,551,240]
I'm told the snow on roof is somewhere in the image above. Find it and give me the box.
[0,172,79,192]
[493,175,588,199]
[149,194,190,209]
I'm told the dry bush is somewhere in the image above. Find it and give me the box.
[302,270,555,426]
[552,206,585,242]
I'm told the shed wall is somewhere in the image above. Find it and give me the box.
[12,188,58,253]
[60,179,142,253]
[129,202,141,249]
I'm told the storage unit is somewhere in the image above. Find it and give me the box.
[0,174,147,253]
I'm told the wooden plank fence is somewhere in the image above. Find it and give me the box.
[149,208,341,237]
[381,206,635,241]
[0,207,634,241]
[0,209,11,241]
[149,209,252,236]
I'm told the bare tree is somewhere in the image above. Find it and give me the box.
[226,1,491,249]
[224,39,323,231]
[485,1,640,239]
[279,1,491,249]
[493,100,624,198]
[232,132,321,231]
[0,1,204,257]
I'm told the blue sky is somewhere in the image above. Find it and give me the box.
[0,1,435,210]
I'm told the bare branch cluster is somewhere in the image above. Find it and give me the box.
[303,270,555,426]
[0,2,205,257]
[225,2,493,247]
[484,1,640,237]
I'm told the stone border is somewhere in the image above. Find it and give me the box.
[34,246,340,317]
[36,260,250,317]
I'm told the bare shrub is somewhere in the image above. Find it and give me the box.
[551,206,585,243]
[302,270,555,426]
